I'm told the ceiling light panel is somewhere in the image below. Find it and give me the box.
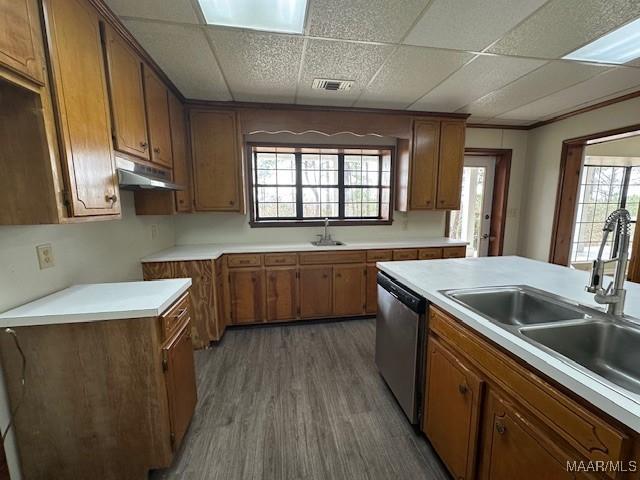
[306,0,429,43]
[563,17,640,64]
[356,46,474,110]
[410,55,545,112]
[404,0,547,52]
[124,21,231,100]
[198,0,308,34]
[488,0,640,59]
[206,28,304,102]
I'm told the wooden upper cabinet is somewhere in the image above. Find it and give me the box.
[103,26,149,160]
[266,267,298,322]
[424,337,483,480]
[43,0,119,216]
[333,265,366,316]
[299,266,332,319]
[229,268,265,324]
[190,110,243,212]
[436,120,465,210]
[410,120,439,210]
[168,93,191,212]
[143,67,173,168]
[0,0,45,84]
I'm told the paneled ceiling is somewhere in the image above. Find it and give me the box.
[105,0,640,126]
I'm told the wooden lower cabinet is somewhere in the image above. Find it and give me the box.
[366,264,378,314]
[299,265,333,319]
[266,267,298,321]
[424,337,483,480]
[229,268,265,324]
[333,264,366,316]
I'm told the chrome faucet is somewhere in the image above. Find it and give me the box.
[586,208,631,316]
[312,218,343,246]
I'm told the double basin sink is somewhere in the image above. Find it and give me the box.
[443,286,640,396]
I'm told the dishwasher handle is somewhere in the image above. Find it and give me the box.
[377,272,427,314]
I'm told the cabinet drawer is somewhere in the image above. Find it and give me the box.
[227,254,262,268]
[442,246,466,258]
[418,248,443,260]
[264,253,297,266]
[299,251,365,265]
[429,307,629,470]
[161,292,191,340]
[393,249,418,261]
[366,250,393,262]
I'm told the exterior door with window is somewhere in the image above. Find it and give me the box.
[450,157,496,257]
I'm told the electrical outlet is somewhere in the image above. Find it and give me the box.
[36,243,55,269]
[151,224,159,240]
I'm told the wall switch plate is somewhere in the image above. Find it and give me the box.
[151,224,159,240]
[36,243,55,269]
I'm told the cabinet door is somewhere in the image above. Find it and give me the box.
[44,0,119,216]
[436,120,465,210]
[229,268,265,324]
[424,337,484,480]
[266,267,298,322]
[190,110,243,211]
[299,266,332,319]
[162,319,197,452]
[0,0,44,84]
[480,391,582,480]
[410,120,439,210]
[168,93,191,212]
[334,264,365,316]
[144,67,173,168]
[103,26,149,160]
[365,264,378,315]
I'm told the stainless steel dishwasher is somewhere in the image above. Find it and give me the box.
[375,271,427,425]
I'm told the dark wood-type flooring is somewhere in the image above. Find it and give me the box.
[151,318,449,480]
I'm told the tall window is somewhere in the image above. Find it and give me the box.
[571,161,640,263]
[249,145,392,225]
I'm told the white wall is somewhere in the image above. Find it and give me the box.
[0,191,175,479]
[586,133,640,157]
[519,97,640,261]
[465,128,529,255]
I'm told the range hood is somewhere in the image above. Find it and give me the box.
[116,158,184,191]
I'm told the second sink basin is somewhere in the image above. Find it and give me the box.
[445,286,589,326]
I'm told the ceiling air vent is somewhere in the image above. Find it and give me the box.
[312,78,354,92]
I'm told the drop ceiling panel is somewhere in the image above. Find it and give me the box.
[460,61,609,118]
[306,0,429,43]
[124,21,231,100]
[497,67,640,120]
[105,0,199,23]
[207,28,304,103]
[410,55,546,112]
[297,40,394,106]
[487,0,640,59]
[355,46,474,109]
[404,0,548,51]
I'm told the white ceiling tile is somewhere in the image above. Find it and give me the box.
[105,0,199,23]
[355,46,474,109]
[306,0,429,43]
[404,0,548,51]
[497,67,640,120]
[460,61,609,118]
[487,0,640,59]
[207,28,304,103]
[123,21,231,100]
[410,55,546,112]
[297,40,394,106]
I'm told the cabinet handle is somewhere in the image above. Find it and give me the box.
[495,422,506,435]
[153,147,160,154]
[336,273,342,278]
[105,194,118,205]
[458,384,468,395]
[140,141,148,149]
[229,200,235,206]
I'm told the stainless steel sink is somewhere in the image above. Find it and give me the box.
[521,321,640,395]
[311,240,345,246]
[445,286,590,326]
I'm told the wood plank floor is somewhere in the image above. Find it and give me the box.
[151,318,450,480]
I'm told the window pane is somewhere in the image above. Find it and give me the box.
[320,170,338,185]
[345,171,363,185]
[301,170,319,185]
[363,203,379,217]
[321,188,339,202]
[302,155,320,170]
[364,171,379,185]
[321,203,338,217]
[276,154,295,170]
[321,155,338,170]
[381,171,390,187]
[382,188,390,203]
[382,156,391,172]
[257,169,277,184]
[345,203,362,217]
[345,188,362,203]
[278,203,296,217]
[303,204,319,217]
[303,187,320,203]
[363,188,379,202]
[362,156,379,173]
[258,186,277,202]
[277,187,296,202]
[259,202,278,218]
[256,153,276,170]
[345,156,361,171]
[277,169,295,185]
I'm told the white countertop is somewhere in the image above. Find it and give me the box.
[0,279,192,328]
[377,256,640,432]
[140,237,467,263]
